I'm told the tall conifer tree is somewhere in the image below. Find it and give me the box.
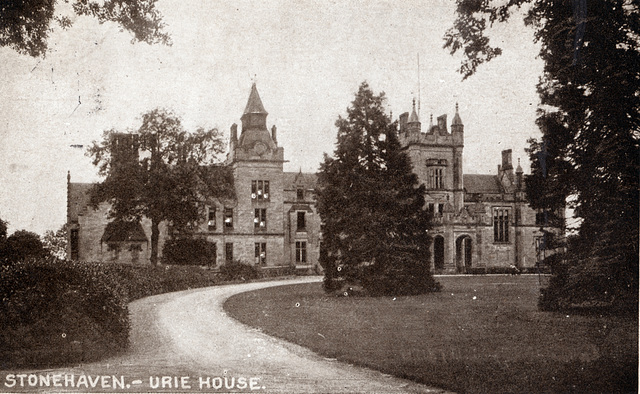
[317,82,439,296]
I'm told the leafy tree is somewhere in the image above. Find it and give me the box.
[445,1,639,312]
[42,224,68,260]
[1,0,170,57]
[317,82,439,296]
[0,218,7,240]
[1,230,48,264]
[88,108,235,265]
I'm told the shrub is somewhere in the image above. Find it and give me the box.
[162,238,217,266]
[219,260,258,281]
[361,254,441,297]
[0,230,48,265]
[0,258,129,368]
[258,265,296,279]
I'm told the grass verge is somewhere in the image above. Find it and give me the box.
[224,275,638,393]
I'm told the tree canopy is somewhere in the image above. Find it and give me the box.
[1,0,170,57]
[88,108,235,264]
[1,230,48,265]
[445,1,639,312]
[317,82,439,296]
[42,224,68,260]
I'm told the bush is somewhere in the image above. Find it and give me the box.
[219,260,258,281]
[162,238,217,266]
[0,258,129,368]
[0,230,48,265]
[354,254,440,297]
[258,265,296,279]
[0,254,312,368]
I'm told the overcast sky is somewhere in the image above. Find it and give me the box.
[0,0,544,235]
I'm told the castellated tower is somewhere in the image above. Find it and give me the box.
[398,102,464,214]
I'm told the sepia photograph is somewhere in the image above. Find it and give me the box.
[0,0,637,392]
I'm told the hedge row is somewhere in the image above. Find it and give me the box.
[0,257,311,369]
[0,259,221,368]
[162,238,217,266]
[0,259,129,368]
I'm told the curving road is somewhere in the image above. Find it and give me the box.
[9,278,448,393]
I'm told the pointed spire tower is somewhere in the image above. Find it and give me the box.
[236,83,278,153]
[407,98,421,134]
[451,102,464,134]
[241,82,268,132]
[227,82,284,165]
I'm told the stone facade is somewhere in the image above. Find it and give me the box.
[67,84,560,272]
[67,84,321,270]
[397,102,561,273]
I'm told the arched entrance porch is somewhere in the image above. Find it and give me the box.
[455,235,473,273]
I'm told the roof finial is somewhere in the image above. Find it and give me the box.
[452,102,463,126]
[408,98,420,123]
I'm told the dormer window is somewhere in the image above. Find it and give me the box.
[296,187,304,201]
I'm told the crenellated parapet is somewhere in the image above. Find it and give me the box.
[398,105,463,148]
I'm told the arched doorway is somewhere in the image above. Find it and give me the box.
[433,236,445,272]
[456,235,473,273]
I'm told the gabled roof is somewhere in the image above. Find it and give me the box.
[463,174,502,194]
[243,83,268,115]
[284,171,318,189]
[101,221,148,243]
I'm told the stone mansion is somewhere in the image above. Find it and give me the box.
[67,83,559,273]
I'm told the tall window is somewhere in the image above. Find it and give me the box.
[493,208,510,243]
[255,242,267,265]
[535,236,546,263]
[251,180,270,201]
[428,168,444,189]
[297,211,306,231]
[254,208,267,230]
[296,241,307,263]
[208,207,216,231]
[296,187,304,200]
[224,208,233,229]
[70,229,79,260]
[225,243,233,262]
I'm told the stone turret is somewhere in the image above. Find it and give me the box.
[240,82,268,133]
[407,99,421,134]
[515,158,524,191]
[451,103,463,134]
[233,83,282,161]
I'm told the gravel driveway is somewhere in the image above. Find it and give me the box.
[3,278,447,393]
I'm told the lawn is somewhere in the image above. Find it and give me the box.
[224,275,638,393]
